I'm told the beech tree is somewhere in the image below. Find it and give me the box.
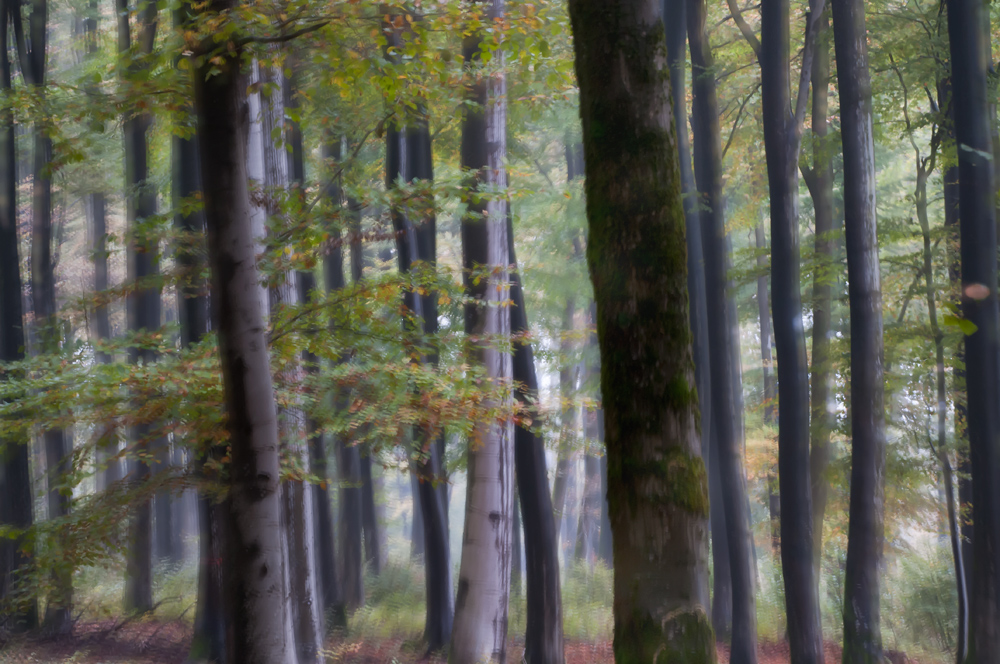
[567,0,715,660]
[450,0,514,658]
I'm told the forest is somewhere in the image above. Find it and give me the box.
[0,0,997,659]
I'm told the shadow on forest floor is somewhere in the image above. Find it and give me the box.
[0,619,923,664]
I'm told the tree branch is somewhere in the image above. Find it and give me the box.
[793,0,828,134]
[725,0,761,57]
[722,82,760,161]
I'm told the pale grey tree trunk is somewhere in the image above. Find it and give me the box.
[451,0,514,657]
[247,60,324,664]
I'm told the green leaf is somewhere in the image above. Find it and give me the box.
[943,314,978,336]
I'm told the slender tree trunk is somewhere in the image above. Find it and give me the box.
[0,0,36,629]
[916,156,968,664]
[946,0,1000,658]
[803,10,834,583]
[360,456,384,575]
[832,0,887,659]
[507,213,564,662]
[551,297,575,547]
[326,181,365,613]
[756,223,780,552]
[450,1,514,657]
[512,499,522,595]
[193,20,292,661]
[939,72,974,615]
[757,0,826,655]
[688,0,757,657]
[665,0,711,460]
[86,0,118,493]
[116,0,159,615]
[568,0,715,660]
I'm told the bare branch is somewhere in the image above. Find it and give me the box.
[725,0,761,57]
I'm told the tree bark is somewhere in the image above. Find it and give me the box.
[665,0,711,460]
[945,0,1000,657]
[0,0,36,629]
[568,0,715,660]
[688,0,757,657]
[193,15,291,660]
[757,0,826,655]
[832,0,887,658]
[803,10,834,583]
[451,1,514,657]
[506,215,563,662]
[325,180,365,614]
[116,0,159,615]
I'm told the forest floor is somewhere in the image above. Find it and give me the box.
[0,619,919,664]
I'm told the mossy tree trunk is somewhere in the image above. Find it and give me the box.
[567,0,715,661]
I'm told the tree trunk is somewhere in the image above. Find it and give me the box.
[451,1,514,657]
[507,213,564,662]
[247,62,324,663]
[756,224,780,552]
[360,456,384,575]
[0,0,35,629]
[832,0,887,659]
[326,192,365,613]
[945,0,1000,657]
[665,0,711,460]
[804,10,834,583]
[193,20,292,660]
[758,0,826,655]
[116,0,159,615]
[511,498,522,596]
[551,296,576,549]
[916,152,968,664]
[688,0,757,657]
[567,0,715,660]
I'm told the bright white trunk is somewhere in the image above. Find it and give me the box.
[248,58,324,664]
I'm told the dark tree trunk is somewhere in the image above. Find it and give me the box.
[568,0,715,659]
[359,455,383,575]
[17,0,72,633]
[940,72,974,612]
[946,0,1000,657]
[381,55,454,645]
[507,214,563,662]
[665,0,711,459]
[597,446,611,565]
[832,0,887,658]
[87,0,117,493]
[173,7,228,660]
[707,424,733,636]
[192,12,292,658]
[803,9,834,582]
[0,0,36,629]
[688,0,757,657]
[757,0,826,655]
[116,0,160,614]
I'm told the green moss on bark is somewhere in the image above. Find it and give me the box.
[615,607,716,664]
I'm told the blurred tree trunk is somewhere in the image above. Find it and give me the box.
[19,0,73,633]
[382,17,454,645]
[0,0,36,630]
[802,10,834,583]
[756,223,780,552]
[83,1,119,495]
[757,0,827,654]
[330,163,365,614]
[550,297,575,549]
[247,62,324,663]
[567,0,715,660]
[833,0,887,658]
[507,212,564,663]
[450,0,514,657]
[193,15,290,662]
[688,0,757,656]
[115,0,159,615]
[664,0,711,461]
[945,0,1000,658]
